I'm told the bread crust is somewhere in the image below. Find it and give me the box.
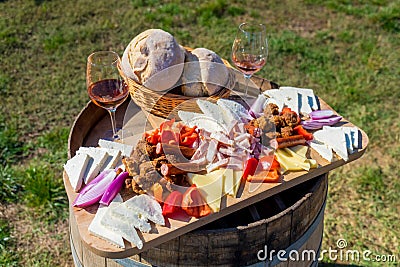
[121,29,185,92]
[181,48,229,96]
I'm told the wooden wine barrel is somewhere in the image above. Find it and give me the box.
[70,174,327,267]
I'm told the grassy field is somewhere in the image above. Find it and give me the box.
[1,0,399,266]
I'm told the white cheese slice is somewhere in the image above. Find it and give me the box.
[215,99,243,125]
[348,127,361,149]
[177,111,203,124]
[110,203,152,233]
[185,116,226,133]
[101,211,143,249]
[197,99,225,124]
[281,86,318,112]
[76,147,109,184]
[264,89,285,111]
[309,140,333,162]
[314,127,348,161]
[280,87,299,114]
[340,127,354,154]
[217,99,252,121]
[64,153,90,192]
[88,194,124,248]
[124,194,165,226]
[98,148,122,171]
[98,139,134,157]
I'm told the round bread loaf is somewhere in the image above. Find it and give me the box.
[181,48,229,97]
[121,29,185,92]
[180,50,207,97]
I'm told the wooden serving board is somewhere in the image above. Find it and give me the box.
[64,77,369,259]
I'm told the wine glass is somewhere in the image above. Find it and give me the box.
[231,22,268,98]
[86,51,129,141]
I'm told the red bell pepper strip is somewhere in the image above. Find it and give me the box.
[180,132,198,147]
[258,155,280,171]
[181,184,211,218]
[145,128,160,145]
[293,125,313,141]
[162,191,183,217]
[270,156,280,171]
[248,169,281,183]
[180,125,197,138]
[242,157,259,181]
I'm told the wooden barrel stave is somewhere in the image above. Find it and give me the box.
[69,174,327,267]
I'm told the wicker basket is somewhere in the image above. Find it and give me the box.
[120,47,236,119]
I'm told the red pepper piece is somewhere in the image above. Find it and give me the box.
[258,155,278,171]
[180,125,197,138]
[181,132,198,147]
[162,191,183,217]
[294,125,313,141]
[281,107,293,114]
[248,169,281,183]
[182,184,211,218]
[242,157,259,181]
[271,156,280,171]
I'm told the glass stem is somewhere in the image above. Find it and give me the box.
[244,74,251,97]
[108,109,119,140]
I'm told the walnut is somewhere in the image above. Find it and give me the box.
[269,115,284,129]
[248,118,259,128]
[257,116,275,134]
[264,103,280,117]
[280,126,293,138]
[281,112,299,127]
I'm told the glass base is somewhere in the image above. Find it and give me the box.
[100,128,123,141]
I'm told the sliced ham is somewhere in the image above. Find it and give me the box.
[219,146,236,156]
[210,131,234,146]
[216,152,225,161]
[234,132,251,143]
[191,141,209,161]
[206,139,219,163]
[206,158,229,173]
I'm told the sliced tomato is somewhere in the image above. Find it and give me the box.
[181,184,211,218]
[162,191,183,217]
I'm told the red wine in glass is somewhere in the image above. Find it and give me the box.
[87,51,129,140]
[88,79,128,110]
[231,23,268,98]
[232,54,266,76]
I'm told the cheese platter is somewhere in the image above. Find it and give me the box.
[63,77,369,259]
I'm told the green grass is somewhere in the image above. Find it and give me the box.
[0,0,399,266]
[0,217,19,267]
